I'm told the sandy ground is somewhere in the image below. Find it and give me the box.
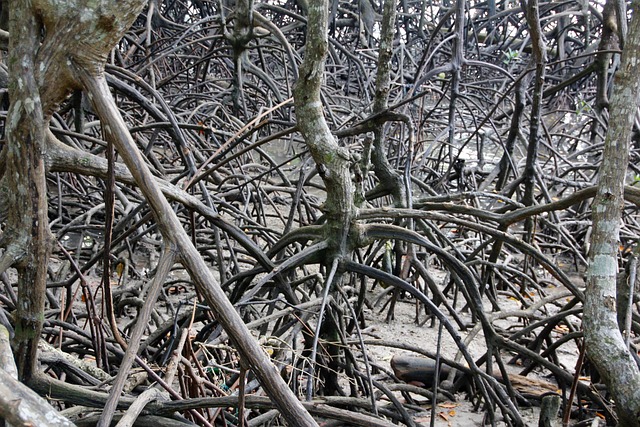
[361,293,552,426]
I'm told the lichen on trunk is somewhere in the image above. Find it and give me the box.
[293,0,355,260]
[584,0,640,424]
[6,1,51,381]
[292,0,358,396]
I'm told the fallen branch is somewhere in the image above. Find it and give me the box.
[0,368,76,427]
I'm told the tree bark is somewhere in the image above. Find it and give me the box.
[0,367,76,426]
[6,1,51,381]
[293,0,358,398]
[368,0,405,206]
[293,0,355,258]
[521,0,546,232]
[584,1,640,425]
[4,0,148,383]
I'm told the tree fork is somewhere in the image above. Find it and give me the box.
[293,0,359,398]
[368,0,405,207]
[293,0,355,258]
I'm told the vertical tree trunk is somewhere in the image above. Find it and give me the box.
[590,0,619,145]
[229,0,254,114]
[584,1,640,425]
[293,0,355,257]
[6,1,50,381]
[293,0,356,396]
[369,0,405,206]
[521,0,546,215]
[5,0,152,384]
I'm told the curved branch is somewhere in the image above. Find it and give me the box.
[358,210,584,299]
[344,260,522,425]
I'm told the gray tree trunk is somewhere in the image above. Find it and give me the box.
[293,0,357,398]
[293,0,355,255]
[584,1,640,425]
[6,0,65,381]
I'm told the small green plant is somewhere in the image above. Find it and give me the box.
[502,48,521,64]
[574,94,592,116]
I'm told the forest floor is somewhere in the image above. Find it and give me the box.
[55,232,586,426]
[362,292,549,426]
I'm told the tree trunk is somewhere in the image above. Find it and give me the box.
[368,0,405,206]
[521,0,546,241]
[584,1,640,425]
[2,0,150,383]
[6,1,51,382]
[293,0,355,255]
[293,0,357,397]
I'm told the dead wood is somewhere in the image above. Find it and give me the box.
[0,368,76,426]
[392,354,558,399]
